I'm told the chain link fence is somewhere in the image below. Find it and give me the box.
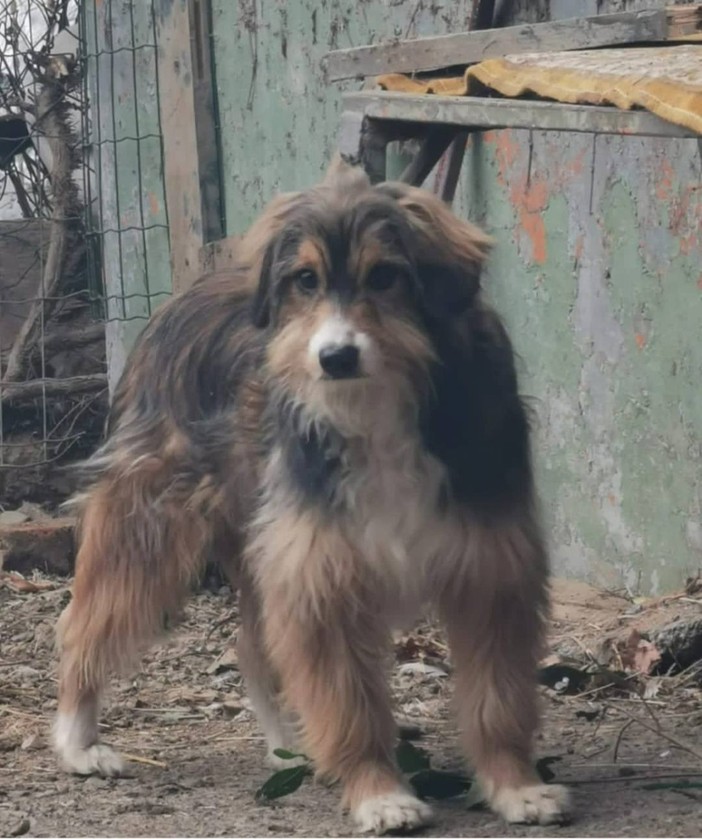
[0,0,170,508]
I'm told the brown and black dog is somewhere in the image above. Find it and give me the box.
[53,161,570,833]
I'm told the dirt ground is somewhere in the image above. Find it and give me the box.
[1,575,702,839]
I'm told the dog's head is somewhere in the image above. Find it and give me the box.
[244,160,492,426]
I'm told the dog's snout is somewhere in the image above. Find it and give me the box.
[319,344,360,379]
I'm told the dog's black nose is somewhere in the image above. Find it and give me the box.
[319,344,360,379]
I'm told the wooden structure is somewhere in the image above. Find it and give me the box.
[331,6,702,198]
[324,6,702,80]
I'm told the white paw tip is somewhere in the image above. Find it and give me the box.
[59,743,125,777]
[492,783,571,825]
[354,791,433,834]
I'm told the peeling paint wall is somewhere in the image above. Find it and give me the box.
[207,0,701,594]
[210,0,474,233]
[457,132,702,594]
[96,0,701,593]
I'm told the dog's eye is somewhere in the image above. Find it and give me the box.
[294,269,319,294]
[366,265,400,292]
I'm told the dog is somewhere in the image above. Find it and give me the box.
[53,160,570,833]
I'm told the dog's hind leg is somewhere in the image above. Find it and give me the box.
[54,481,209,776]
[439,515,571,826]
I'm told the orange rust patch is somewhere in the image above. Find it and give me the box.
[568,147,588,179]
[148,192,160,217]
[655,159,674,202]
[635,332,647,350]
[484,130,520,189]
[514,179,550,265]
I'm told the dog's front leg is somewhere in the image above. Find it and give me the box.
[439,512,571,826]
[253,516,432,834]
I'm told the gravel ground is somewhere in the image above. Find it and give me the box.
[1,575,702,838]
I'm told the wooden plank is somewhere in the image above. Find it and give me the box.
[667,4,702,39]
[323,9,667,81]
[156,0,204,293]
[189,0,224,243]
[0,374,107,403]
[469,0,496,31]
[199,234,241,275]
[437,132,469,204]
[341,92,700,138]
[398,127,456,187]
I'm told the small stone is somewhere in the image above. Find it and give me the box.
[207,647,238,674]
[14,665,40,681]
[0,510,29,525]
[20,733,42,751]
[8,817,30,837]
[222,699,243,719]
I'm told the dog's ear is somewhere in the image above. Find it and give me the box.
[322,154,371,195]
[250,241,276,328]
[237,191,303,329]
[378,183,492,318]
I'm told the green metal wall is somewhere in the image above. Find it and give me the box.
[458,131,702,594]
[210,0,474,232]
[208,1,702,594]
[93,0,701,594]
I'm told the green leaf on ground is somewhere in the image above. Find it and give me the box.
[409,769,471,800]
[536,755,562,783]
[255,765,312,801]
[395,741,431,774]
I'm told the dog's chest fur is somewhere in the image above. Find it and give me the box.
[268,395,450,622]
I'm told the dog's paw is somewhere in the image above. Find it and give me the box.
[354,791,433,834]
[59,743,125,777]
[491,783,571,825]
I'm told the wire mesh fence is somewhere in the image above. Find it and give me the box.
[0,0,171,507]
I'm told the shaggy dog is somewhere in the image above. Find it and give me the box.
[53,161,570,833]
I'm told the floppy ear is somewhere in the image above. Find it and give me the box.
[322,153,371,195]
[377,183,493,318]
[236,191,303,328]
[250,240,276,328]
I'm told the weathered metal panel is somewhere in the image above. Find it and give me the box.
[456,131,702,594]
[210,0,474,234]
[100,0,701,594]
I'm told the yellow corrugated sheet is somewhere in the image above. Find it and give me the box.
[377,45,702,134]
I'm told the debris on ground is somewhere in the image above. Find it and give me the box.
[1,551,702,836]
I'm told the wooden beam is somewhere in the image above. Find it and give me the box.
[398,127,456,187]
[667,4,702,39]
[199,234,242,275]
[341,92,700,138]
[437,132,470,204]
[470,0,496,31]
[0,374,107,403]
[156,0,204,293]
[323,9,668,81]
[189,0,224,243]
